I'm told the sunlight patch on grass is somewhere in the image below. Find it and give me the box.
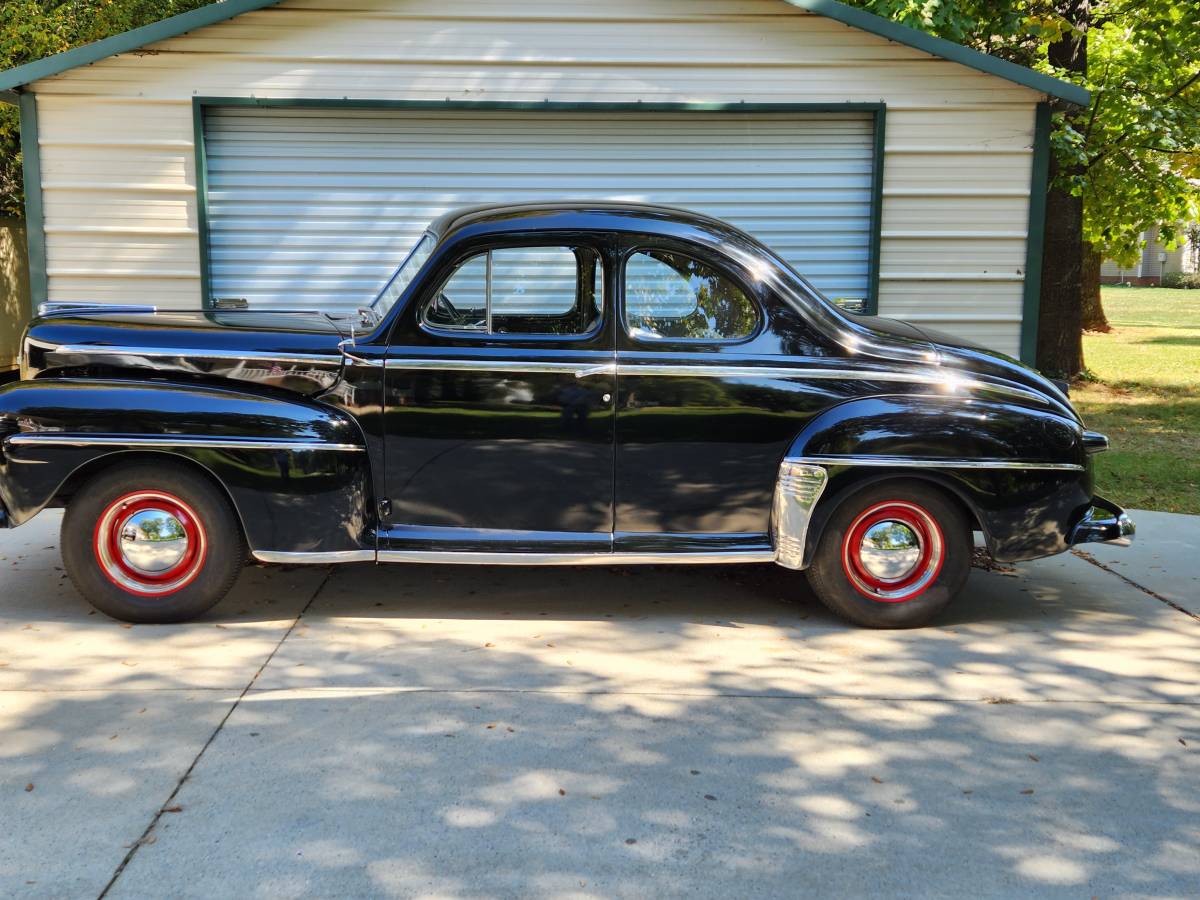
[1073,287,1200,513]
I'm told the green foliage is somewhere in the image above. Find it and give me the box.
[847,1,1200,270]
[0,0,213,217]
[1161,272,1200,289]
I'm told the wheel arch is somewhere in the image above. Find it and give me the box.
[802,468,987,570]
[779,392,1092,565]
[0,379,374,554]
[50,450,251,547]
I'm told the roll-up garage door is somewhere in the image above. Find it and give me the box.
[202,108,875,314]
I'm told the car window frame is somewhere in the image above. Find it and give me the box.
[415,237,609,344]
[619,241,764,347]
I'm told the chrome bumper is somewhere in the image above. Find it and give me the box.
[1070,496,1135,548]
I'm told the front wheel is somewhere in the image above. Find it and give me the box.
[805,480,971,628]
[62,462,246,624]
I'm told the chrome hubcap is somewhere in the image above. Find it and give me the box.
[94,490,208,598]
[118,508,190,574]
[858,520,922,582]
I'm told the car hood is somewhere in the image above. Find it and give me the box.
[22,308,350,396]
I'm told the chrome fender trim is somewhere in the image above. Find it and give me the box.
[787,455,1084,472]
[772,460,830,571]
[3,434,367,453]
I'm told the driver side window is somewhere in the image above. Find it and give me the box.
[423,246,603,337]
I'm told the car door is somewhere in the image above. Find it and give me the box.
[613,238,840,551]
[380,236,617,553]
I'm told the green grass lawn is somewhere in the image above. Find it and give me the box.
[1073,286,1200,514]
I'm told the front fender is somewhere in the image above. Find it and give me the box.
[783,395,1094,563]
[0,379,374,555]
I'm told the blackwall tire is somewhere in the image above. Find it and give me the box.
[61,462,246,624]
[805,480,971,629]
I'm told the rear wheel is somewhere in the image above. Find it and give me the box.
[62,462,246,624]
[806,480,971,628]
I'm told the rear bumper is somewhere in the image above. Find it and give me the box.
[1070,496,1135,548]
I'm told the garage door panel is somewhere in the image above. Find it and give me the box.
[204,107,875,312]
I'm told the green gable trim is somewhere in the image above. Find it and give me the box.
[0,0,282,93]
[787,0,1090,107]
[864,105,886,315]
[1019,102,1052,365]
[18,92,48,313]
[0,0,1088,107]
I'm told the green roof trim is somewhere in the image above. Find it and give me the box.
[786,0,1089,106]
[0,0,282,93]
[0,0,1089,106]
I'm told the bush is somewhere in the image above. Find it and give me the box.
[1161,272,1200,289]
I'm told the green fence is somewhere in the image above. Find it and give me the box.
[0,219,31,374]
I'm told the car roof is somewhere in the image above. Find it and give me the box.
[427,201,756,246]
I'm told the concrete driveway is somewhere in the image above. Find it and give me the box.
[1,510,1197,899]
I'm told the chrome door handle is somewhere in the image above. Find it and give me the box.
[574,361,617,379]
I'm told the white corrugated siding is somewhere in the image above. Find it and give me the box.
[30,0,1041,356]
[203,108,874,312]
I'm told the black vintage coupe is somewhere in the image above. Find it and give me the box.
[0,203,1133,627]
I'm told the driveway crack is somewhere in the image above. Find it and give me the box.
[1073,549,1199,622]
[96,566,334,899]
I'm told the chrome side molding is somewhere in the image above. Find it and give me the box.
[39,302,157,317]
[378,358,1049,405]
[251,548,776,566]
[377,549,776,566]
[772,461,829,570]
[383,358,616,379]
[788,455,1084,472]
[52,344,340,367]
[4,434,366,453]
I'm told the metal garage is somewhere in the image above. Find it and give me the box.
[0,0,1090,360]
[201,106,877,313]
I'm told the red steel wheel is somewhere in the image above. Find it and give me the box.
[93,490,209,597]
[63,462,246,624]
[840,501,945,603]
[806,480,970,629]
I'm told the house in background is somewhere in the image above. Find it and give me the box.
[1100,225,1200,285]
[0,0,1087,366]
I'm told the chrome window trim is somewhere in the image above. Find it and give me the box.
[4,435,366,453]
[790,455,1083,472]
[52,344,341,367]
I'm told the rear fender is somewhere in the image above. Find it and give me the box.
[0,379,374,555]
[779,395,1093,565]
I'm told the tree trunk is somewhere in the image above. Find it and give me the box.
[1037,173,1085,377]
[1035,0,1090,379]
[1080,242,1109,332]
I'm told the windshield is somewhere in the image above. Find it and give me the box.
[371,233,436,318]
